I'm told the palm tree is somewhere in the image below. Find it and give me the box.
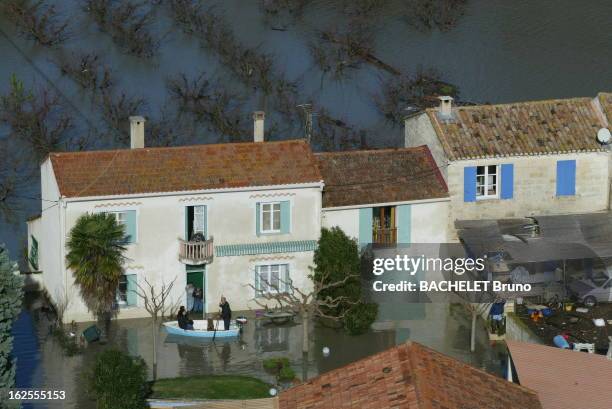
[66,213,127,327]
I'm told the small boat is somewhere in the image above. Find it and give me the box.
[162,320,240,338]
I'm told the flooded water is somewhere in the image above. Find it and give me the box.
[12,290,505,409]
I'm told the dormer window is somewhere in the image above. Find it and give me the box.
[476,165,498,199]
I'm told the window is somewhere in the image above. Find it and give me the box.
[116,274,137,306]
[255,264,290,295]
[260,202,281,233]
[117,275,129,306]
[108,210,137,243]
[476,165,498,199]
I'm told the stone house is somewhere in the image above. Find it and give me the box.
[405,93,612,233]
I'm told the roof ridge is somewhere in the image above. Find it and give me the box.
[314,145,428,156]
[49,139,308,157]
[425,96,595,113]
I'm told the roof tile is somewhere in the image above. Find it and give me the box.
[49,140,322,198]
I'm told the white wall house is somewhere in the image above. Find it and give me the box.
[315,147,450,245]
[405,94,612,234]
[28,116,324,322]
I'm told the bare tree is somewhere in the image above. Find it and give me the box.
[133,276,176,380]
[54,52,114,94]
[247,270,357,354]
[2,0,69,46]
[85,0,159,58]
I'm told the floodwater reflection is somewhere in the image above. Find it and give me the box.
[13,291,505,409]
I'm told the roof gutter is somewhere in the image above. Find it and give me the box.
[322,196,450,211]
[61,181,325,203]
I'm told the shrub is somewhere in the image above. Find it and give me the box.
[263,357,294,382]
[344,302,378,335]
[89,349,149,409]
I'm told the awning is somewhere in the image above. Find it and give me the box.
[456,212,612,263]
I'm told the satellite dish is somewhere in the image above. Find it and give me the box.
[597,128,611,145]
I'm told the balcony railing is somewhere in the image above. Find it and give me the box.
[373,227,397,245]
[179,237,214,265]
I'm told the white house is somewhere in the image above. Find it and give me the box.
[405,93,612,232]
[316,147,450,246]
[28,114,323,322]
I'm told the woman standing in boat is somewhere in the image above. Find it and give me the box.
[219,297,232,330]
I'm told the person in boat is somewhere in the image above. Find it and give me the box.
[177,306,194,330]
[219,296,232,330]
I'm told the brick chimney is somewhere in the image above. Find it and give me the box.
[253,111,265,142]
[130,116,145,149]
[438,96,454,117]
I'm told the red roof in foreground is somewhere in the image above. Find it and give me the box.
[49,140,322,198]
[279,342,542,409]
[507,340,612,409]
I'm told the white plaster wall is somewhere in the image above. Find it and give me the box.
[34,159,65,308]
[410,201,451,243]
[404,113,448,181]
[447,152,610,222]
[321,208,359,241]
[50,184,321,322]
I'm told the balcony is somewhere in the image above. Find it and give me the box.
[373,227,397,245]
[178,237,214,265]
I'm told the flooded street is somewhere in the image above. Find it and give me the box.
[13,291,504,409]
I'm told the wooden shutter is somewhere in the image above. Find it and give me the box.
[397,205,411,244]
[500,164,514,200]
[126,274,137,306]
[254,267,261,297]
[280,201,290,234]
[464,166,477,202]
[556,160,576,196]
[124,210,137,243]
[358,208,373,248]
[255,203,261,236]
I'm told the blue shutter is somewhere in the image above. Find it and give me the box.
[254,268,261,297]
[556,160,576,196]
[283,265,291,292]
[126,274,137,306]
[125,210,137,243]
[464,167,477,202]
[358,208,373,248]
[280,201,290,234]
[500,164,514,200]
[397,205,412,244]
[255,203,261,236]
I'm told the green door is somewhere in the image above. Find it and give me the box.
[186,270,204,287]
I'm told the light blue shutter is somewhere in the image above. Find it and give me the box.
[255,203,261,236]
[397,205,412,244]
[556,160,576,196]
[283,265,291,292]
[254,268,261,297]
[126,274,137,306]
[124,210,137,243]
[280,201,290,234]
[358,208,373,248]
[500,164,514,200]
[464,167,477,202]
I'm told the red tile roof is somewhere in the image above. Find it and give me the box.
[279,342,543,409]
[507,340,612,409]
[315,146,448,208]
[427,97,610,160]
[49,140,322,198]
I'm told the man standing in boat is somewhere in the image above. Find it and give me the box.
[219,296,232,330]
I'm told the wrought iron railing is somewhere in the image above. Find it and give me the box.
[372,227,397,245]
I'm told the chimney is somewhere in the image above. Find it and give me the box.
[438,96,454,117]
[130,116,145,149]
[253,111,265,142]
